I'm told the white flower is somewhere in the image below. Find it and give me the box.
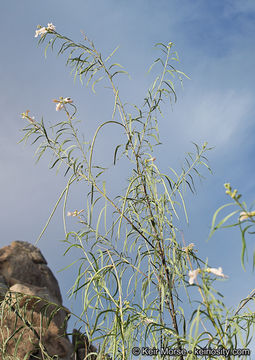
[47,23,56,32]
[239,211,255,222]
[35,23,55,38]
[35,27,47,38]
[53,97,73,111]
[239,212,248,221]
[206,267,227,278]
[189,266,228,285]
[56,103,64,111]
[188,269,200,285]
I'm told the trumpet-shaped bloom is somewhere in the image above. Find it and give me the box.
[35,23,56,38]
[239,211,255,222]
[189,266,227,285]
[56,103,64,112]
[53,97,73,111]
[35,27,47,38]
[47,23,56,32]
[206,267,227,278]
[188,269,200,285]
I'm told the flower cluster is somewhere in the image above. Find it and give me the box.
[224,183,241,201]
[239,210,255,222]
[188,266,227,285]
[224,184,255,222]
[53,97,73,111]
[35,23,56,38]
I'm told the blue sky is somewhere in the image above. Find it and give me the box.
[1,0,255,342]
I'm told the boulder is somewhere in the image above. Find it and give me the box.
[0,241,109,360]
[0,241,62,303]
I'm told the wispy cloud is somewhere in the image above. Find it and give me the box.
[182,89,253,148]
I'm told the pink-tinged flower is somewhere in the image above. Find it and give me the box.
[206,267,228,278]
[47,23,56,32]
[239,211,255,222]
[182,243,195,252]
[56,102,64,111]
[35,23,56,38]
[67,209,84,217]
[35,27,47,38]
[188,269,200,285]
[53,97,73,111]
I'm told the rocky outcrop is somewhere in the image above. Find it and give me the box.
[0,241,107,360]
[0,241,62,302]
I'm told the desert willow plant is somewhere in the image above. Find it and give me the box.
[17,24,254,359]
